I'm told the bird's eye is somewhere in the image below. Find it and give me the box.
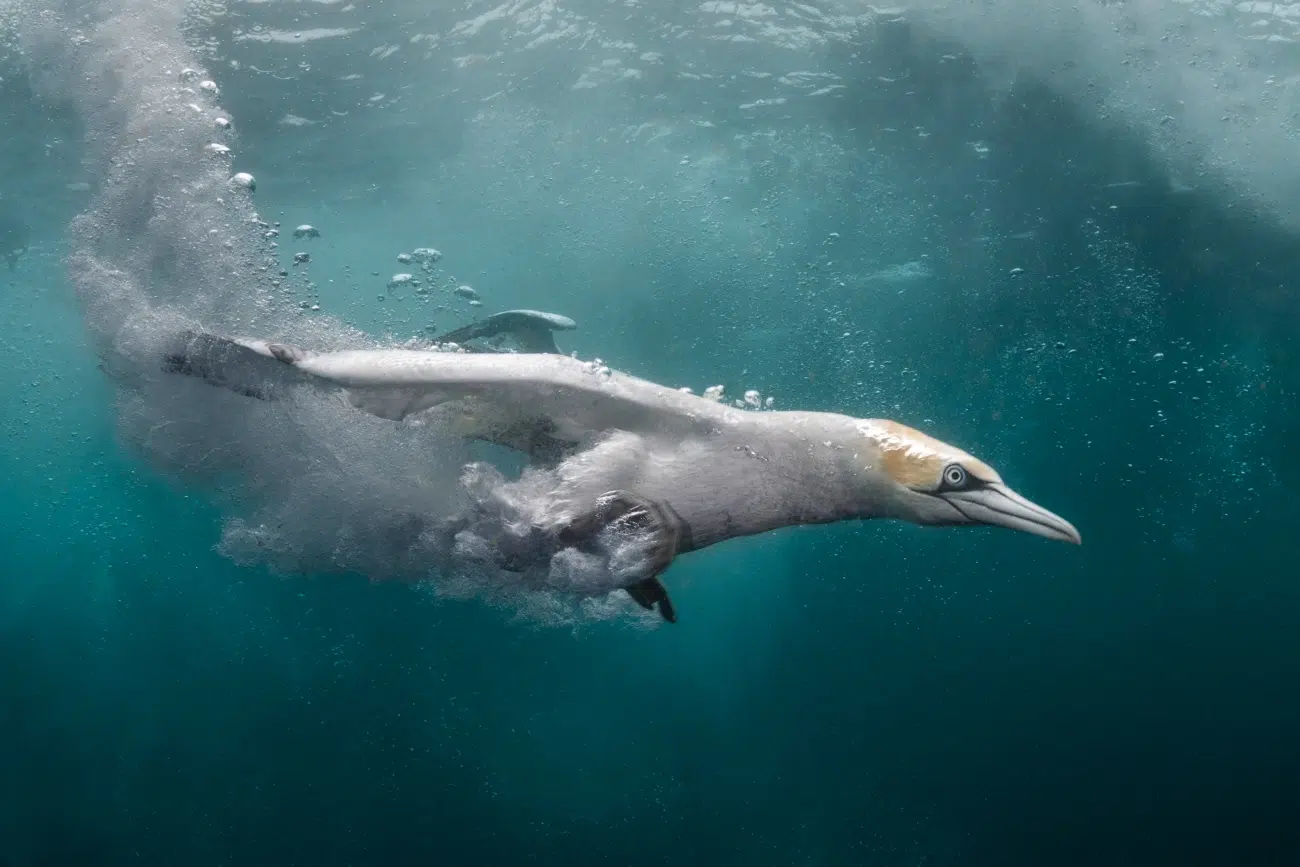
[942,464,968,488]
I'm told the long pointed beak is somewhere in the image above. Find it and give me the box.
[943,484,1082,545]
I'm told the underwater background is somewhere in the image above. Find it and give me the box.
[2,1,1299,865]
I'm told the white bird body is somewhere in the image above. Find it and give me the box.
[164,332,1081,622]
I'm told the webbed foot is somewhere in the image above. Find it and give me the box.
[558,490,686,623]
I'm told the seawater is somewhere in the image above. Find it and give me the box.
[2,2,1299,866]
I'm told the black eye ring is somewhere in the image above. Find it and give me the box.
[943,464,967,488]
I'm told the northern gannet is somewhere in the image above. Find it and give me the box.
[162,330,1080,622]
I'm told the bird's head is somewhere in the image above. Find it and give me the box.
[858,419,1081,544]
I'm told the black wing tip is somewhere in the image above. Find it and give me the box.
[159,329,212,375]
[432,323,483,345]
[159,329,282,400]
[432,310,575,354]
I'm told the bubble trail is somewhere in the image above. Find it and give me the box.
[15,0,656,627]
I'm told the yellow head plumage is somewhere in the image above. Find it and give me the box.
[857,419,1002,492]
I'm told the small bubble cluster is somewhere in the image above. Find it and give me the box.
[577,355,613,378]
[687,384,775,409]
[373,246,493,312]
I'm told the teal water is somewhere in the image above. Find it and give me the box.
[3,2,1300,866]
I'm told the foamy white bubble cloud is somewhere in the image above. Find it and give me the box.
[13,0,661,627]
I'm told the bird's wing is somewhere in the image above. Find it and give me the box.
[162,330,763,623]
[434,310,573,354]
[163,330,732,454]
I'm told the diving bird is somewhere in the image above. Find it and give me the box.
[162,330,1081,623]
[433,309,577,354]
